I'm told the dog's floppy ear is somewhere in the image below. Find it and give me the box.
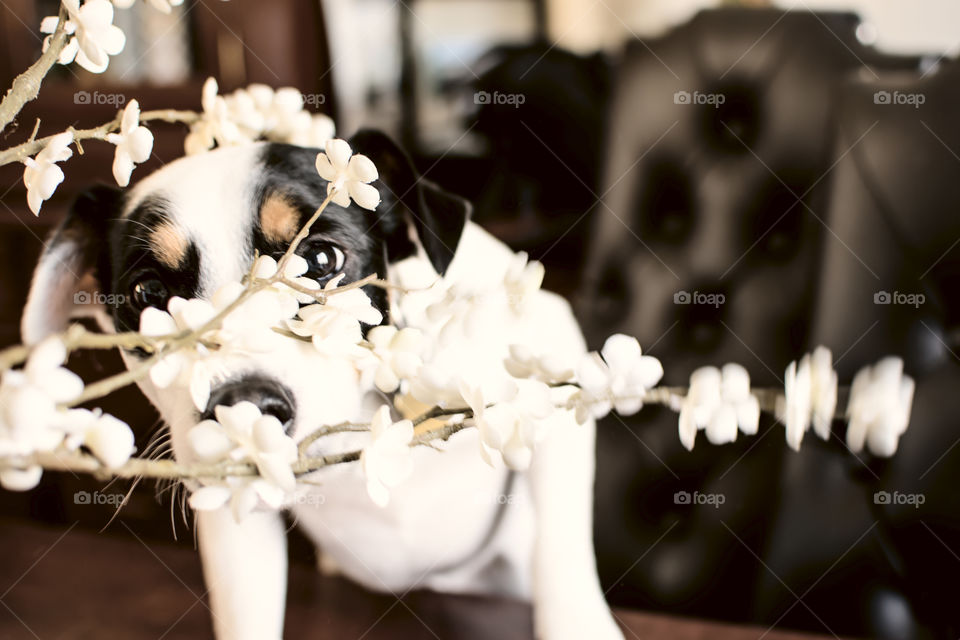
[21,186,121,345]
[348,129,471,275]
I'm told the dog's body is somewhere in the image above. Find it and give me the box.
[21,133,622,639]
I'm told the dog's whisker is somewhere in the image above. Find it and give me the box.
[99,476,141,533]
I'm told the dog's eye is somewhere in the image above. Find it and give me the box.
[301,241,345,282]
[130,277,169,310]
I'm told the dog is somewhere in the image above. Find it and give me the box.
[20,130,623,640]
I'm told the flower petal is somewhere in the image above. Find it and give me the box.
[349,181,381,211]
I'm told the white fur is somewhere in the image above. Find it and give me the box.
[23,147,623,639]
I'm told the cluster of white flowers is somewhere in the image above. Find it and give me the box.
[40,0,196,76]
[461,378,554,470]
[185,78,336,156]
[21,72,331,214]
[360,406,414,508]
[846,357,914,457]
[574,334,664,424]
[187,401,299,522]
[678,363,760,451]
[41,0,125,74]
[776,346,839,451]
[22,100,155,214]
[423,252,547,347]
[22,132,73,215]
[106,100,154,187]
[0,336,134,491]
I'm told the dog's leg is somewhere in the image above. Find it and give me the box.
[529,413,623,640]
[197,508,287,640]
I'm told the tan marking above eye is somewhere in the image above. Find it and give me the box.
[149,224,188,269]
[260,193,301,244]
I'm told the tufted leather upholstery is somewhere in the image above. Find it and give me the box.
[576,8,958,637]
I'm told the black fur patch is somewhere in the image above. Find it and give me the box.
[109,195,201,334]
[256,144,389,323]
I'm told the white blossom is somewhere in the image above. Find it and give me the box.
[314,139,380,210]
[187,401,298,522]
[0,466,44,492]
[504,343,574,384]
[461,378,554,470]
[424,284,486,346]
[289,113,336,148]
[777,346,838,451]
[0,337,135,491]
[41,0,125,74]
[409,364,466,408]
[360,405,414,507]
[251,254,321,316]
[366,326,423,393]
[0,336,84,455]
[503,252,545,314]
[142,0,186,16]
[261,87,307,141]
[184,78,249,155]
[846,357,914,457]
[287,274,382,358]
[106,100,154,187]
[62,408,135,468]
[23,132,73,215]
[139,302,214,409]
[678,364,759,451]
[222,88,266,138]
[574,334,663,423]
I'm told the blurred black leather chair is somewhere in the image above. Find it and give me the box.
[803,58,960,638]
[575,8,956,638]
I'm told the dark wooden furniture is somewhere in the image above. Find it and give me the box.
[0,519,834,639]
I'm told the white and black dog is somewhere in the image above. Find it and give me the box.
[20,131,622,640]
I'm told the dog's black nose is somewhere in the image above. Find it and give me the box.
[202,375,295,429]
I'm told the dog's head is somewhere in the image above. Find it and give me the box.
[20,130,469,458]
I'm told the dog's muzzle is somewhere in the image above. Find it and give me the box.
[201,374,296,431]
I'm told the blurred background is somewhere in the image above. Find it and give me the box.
[1,0,960,638]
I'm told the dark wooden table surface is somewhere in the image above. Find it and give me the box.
[0,519,832,639]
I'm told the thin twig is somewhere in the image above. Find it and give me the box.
[0,7,69,133]
[0,386,796,483]
[0,109,198,167]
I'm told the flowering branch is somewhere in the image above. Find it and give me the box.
[0,109,198,167]
[0,7,69,133]
[0,386,785,483]
[0,5,916,516]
